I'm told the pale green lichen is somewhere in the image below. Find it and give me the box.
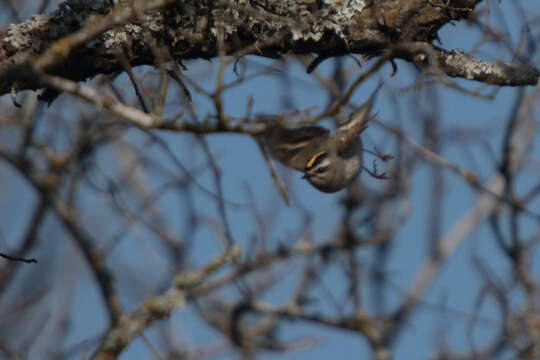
[291,0,367,42]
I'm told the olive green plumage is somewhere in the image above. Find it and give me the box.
[265,87,379,192]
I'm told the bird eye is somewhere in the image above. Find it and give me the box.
[316,167,326,174]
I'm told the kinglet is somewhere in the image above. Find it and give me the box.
[265,87,379,192]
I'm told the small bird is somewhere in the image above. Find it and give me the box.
[265,87,379,193]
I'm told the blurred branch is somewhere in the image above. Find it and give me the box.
[375,118,540,220]
[0,143,123,327]
[0,252,37,263]
[92,245,241,360]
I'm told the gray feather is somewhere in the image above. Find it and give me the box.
[335,84,381,154]
[266,126,329,171]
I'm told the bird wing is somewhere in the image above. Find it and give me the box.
[266,125,330,171]
[335,84,381,154]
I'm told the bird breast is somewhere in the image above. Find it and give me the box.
[341,139,363,183]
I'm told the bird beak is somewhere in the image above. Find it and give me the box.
[301,173,309,179]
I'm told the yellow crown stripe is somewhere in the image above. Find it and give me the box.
[306,152,326,168]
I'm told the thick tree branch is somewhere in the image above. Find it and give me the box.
[435,47,540,86]
[0,0,537,98]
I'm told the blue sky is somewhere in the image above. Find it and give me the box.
[1,1,539,359]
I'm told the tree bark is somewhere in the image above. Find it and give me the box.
[0,0,538,97]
